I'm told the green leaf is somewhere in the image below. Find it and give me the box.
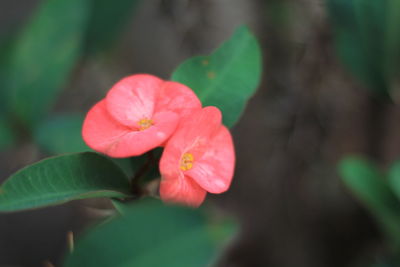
[5,0,90,128]
[34,113,89,155]
[0,115,16,151]
[0,152,131,212]
[84,0,141,54]
[0,33,16,111]
[110,158,135,178]
[130,148,162,183]
[64,199,235,267]
[172,25,262,127]
[388,161,400,202]
[384,0,400,84]
[326,0,388,96]
[110,199,128,215]
[339,157,400,249]
[326,0,400,98]
[109,148,162,181]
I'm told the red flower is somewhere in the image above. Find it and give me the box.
[82,74,201,157]
[159,107,235,207]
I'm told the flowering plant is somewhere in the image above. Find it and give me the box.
[82,74,235,207]
[0,21,261,266]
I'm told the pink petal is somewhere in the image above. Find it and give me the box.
[82,100,179,158]
[82,100,132,155]
[166,106,223,156]
[159,106,224,184]
[186,126,235,193]
[159,106,231,205]
[160,173,207,207]
[159,123,207,206]
[159,134,184,178]
[106,74,163,127]
[155,81,202,119]
[108,111,179,157]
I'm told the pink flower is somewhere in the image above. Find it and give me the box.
[82,74,201,158]
[159,106,235,207]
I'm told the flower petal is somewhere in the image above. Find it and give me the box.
[166,106,222,156]
[82,99,132,155]
[108,111,179,157]
[83,100,179,157]
[160,173,207,207]
[186,126,235,194]
[159,106,231,205]
[106,74,162,127]
[159,106,223,185]
[159,132,184,178]
[155,81,202,119]
[159,130,207,207]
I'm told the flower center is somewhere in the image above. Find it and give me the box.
[180,153,194,171]
[138,118,153,131]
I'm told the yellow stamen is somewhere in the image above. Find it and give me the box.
[138,118,153,130]
[180,153,194,171]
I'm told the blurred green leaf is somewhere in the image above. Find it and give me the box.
[110,199,128,215]
[0,36,17,150]
[0,152,131,212]
[0,115,16,151]
[0,34,15,112]
[5,0,90,128]
[326,0,388,96]
[110,158,135,178]
[327,0,400,98]
[34,113,89,154]
[388,161,400,202]
[172,25,262,127]
[339,157,400,249]
[85,0,141,54]
[384,0,400,82]
[64,199,235,267]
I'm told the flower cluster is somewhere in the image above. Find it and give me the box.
[82,74,235,207]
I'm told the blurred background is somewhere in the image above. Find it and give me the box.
[1,0,400,266]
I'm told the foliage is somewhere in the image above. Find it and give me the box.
[0,153,131,212]
[84,0,141,54]
[5,0,90,128]
[0,23,261,212]
[34,113,89,154]
[64,199,235,267]
[4,0,400,265]
[172,26,262,127]
[0,3,261,262]
[0,0,142,151]
[0,115,16,150]
[326,0,400,98]
[339,157,400,261]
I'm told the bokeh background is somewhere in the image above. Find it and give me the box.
[1,0,398,266]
